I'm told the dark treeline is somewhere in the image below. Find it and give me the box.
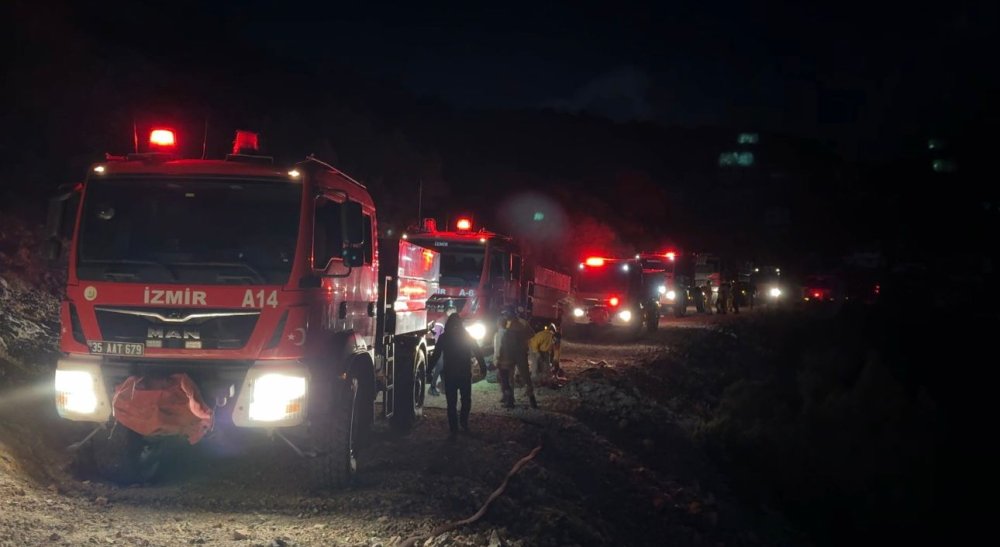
[2,3,996,278]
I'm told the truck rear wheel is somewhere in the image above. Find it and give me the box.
[89,424,163,485]
[390,347,425,432]
[308,374,363,489]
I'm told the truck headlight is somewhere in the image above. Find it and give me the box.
[769,287,782,298]
[666,290,677,301]
[249,374,307,422]
[658,285,667,294]
[233,363,310,427]
[465,321,487,341]
[56,370,97,414]
[573,307,585,317]
[618,310,632,322]
[55,358,111,422]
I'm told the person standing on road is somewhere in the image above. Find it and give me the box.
[703,280,714,314]
[497,306,537,409]
[717,279,729,314]
[427,306,457,396]
[428,313,486,438]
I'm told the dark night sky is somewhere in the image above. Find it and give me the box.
[32,0,996,146]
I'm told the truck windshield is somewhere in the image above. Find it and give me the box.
[76,177,302,285]
[409,240,484,287]
[577,264,633,293]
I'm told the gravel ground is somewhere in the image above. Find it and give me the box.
[3,253,797,547]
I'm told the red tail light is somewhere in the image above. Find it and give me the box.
[608,296,620,307]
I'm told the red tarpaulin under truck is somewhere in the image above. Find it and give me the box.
[47,128,439,487]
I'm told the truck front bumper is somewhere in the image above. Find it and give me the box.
[569,306,636,327]
[55,356,311,430]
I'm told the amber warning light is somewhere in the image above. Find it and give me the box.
[149,129,176,149]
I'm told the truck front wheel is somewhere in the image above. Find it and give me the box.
[89,424,163,485]
[308,374,364,489]
[390,347,425,432]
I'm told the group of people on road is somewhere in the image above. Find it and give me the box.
[694,278,753,315]
[427,306,559,439]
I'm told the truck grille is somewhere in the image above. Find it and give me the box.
[94,307,260,350]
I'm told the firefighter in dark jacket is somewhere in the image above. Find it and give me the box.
[428,313,486,438]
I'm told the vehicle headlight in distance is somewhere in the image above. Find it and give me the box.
[666,290,677,301]
[573,307,585,317]
[249,373,307,422]
[769,287,782,298]
[618,310,632,322]
[465,321,487,341]
[658,285,667,294]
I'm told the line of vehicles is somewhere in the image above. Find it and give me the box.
[43,125,864,489]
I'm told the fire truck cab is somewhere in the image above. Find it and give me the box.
[638,251,696,317]
[47,128,436,488]
[407,218,523,360]
[568,257,660,332]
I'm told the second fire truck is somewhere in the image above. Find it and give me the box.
[407,218,570,361]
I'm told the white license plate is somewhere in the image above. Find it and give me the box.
[88,341,145,356]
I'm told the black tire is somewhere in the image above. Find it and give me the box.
[308,374,362,489]
[350,361,375,449]
[390,346,425,432]
[89,424,162,485]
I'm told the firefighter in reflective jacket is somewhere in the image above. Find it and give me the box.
[497,306,536,409]
[528,324,557,386]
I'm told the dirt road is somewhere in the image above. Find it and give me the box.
[1,308,794,547]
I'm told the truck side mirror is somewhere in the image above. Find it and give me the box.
[44,239,63,261]
[44,184,79,261]
[342,247,364,268]
[510,255,522,281]
[341,200,364,246]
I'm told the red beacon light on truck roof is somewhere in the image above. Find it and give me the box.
[584,257,606,267]
[665,251,676,261]
[149,128,176,150]
[456,218,472,231]
[233,130,260,154]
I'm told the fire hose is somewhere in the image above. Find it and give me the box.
[396,444,543,547]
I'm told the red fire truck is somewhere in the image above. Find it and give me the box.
[47,127,439,488]
[638,251,697,317]
[407,218,570,361]
[567,256,660,333]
